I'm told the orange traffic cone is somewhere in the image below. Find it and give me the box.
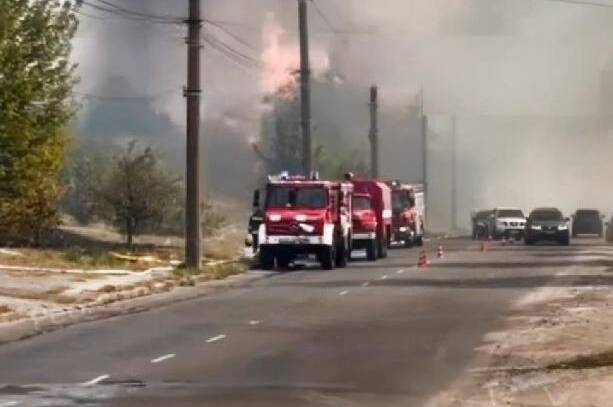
[437,246,444,258]
[418,250,430,268]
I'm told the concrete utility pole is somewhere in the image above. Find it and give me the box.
[419,90,428,193]
[298,0,312,176]
[451,115,457,232]
[185,0,202,271]
[369,86,379,179]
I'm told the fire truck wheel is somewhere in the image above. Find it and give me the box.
[366,240,377,261]
[319,246,335,270]
[259,247,275,270]
[404,238,414,248]
[415,236,424,247]
[377,236,388,258]
[277,254,291,269]
[336,240,348,268]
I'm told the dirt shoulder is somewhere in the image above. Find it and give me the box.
[429,246,613,406]
[0,222,263,345]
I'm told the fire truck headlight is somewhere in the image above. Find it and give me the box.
[399,227,408,232]
[268,214,281,222]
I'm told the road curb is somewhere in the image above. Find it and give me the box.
[0,271,275,346]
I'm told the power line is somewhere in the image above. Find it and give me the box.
[202,30,261,67]
[541,0,613,8]
[92,0,183,21]
[310,0,339,33]
[79,1,181,24]
[73,88,181,103]
[204,20,258,52]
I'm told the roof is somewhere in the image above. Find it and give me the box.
[531,207,561,212]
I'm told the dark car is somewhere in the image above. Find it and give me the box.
[471,209,493,240]
[524,208,570,246]
[571,209,603,237]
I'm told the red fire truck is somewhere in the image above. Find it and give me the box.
[388,181,425,247]
[351,193,378,261]
[256,173,353,270]
[350,178,392,258]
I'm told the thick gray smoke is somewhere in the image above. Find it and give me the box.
[74,0,613,231]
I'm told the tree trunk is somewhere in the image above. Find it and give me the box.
[126,217,134,248]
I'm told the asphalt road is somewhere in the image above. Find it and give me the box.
[0,236,611,406]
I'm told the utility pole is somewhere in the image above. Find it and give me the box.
[450,115,457,232]
[419,90,428,193]
[369,86,379,179]
[298,0,312,176]
[185,0,202,271]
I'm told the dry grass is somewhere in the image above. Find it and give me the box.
[0,247,172,271]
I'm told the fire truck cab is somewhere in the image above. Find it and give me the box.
[351,193,378,261]
[256,172,353,270]
[350,178,392,259]
[388,181,425,248]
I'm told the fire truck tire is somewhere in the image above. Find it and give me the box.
[404,237,414,248]
[336,238,348,268]
[319,246,335,270]
[366,240,377,261]
[259,247,275,270]
[415,236,424,247]
[377,236,388,258]
[277,253,291,269]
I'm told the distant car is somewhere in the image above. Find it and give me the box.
[524,207,570,246]
[471,209,493,240]
[491,207,526,241]
[571,209,603,237]
[606,217,613,243]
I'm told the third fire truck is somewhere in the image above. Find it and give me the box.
[388,181,425,248]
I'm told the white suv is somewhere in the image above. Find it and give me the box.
[491,207,526,240]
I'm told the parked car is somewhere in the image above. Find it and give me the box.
[471,209,493,240]
[607,217,613,243]
[571,209,604,237]
[524,207,570,246]
[490,207,526,241]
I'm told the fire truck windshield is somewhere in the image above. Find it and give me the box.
[267,187,327,209]
[392,191,410,211]
[353,196,372,210]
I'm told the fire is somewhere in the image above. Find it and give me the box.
[260,13,330,96]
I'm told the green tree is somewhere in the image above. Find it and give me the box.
[0,0,78,244]
[61,141,108,225]
[98,141,182,247]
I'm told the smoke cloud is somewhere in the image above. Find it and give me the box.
[74,0,613,230]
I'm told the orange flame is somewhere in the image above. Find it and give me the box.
[260,13,330,97]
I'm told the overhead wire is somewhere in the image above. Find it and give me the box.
[310,0,339,33]
[79,0,182,24]
[73,88,181,103]
[92,0,183,21]
[541,0,613,7]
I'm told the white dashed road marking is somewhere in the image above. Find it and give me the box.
[206,334,226,343]
[249,320,261,326]
[489,388,498,406]
[381,275,388,280]
[151,354,175,364]
[362,282,370,287]
[396,269,405,274]
[339,290,349,296]
[82,374,110,386]
[0,402,18,407]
